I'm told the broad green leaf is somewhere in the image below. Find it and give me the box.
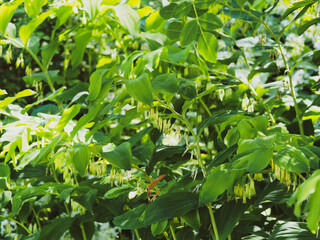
[0,163,10,178]
[56,104,81,133]
[179,79,196,100]
[39,217,74,240]
[0,0,24,35]
[222,8,261,21]
[274,146,310,173]
[125,73,153,106]
[159,3,176,19]
[236,0,247,8]
[298,17,320,36]
[215,201,249,240]
[198,13,223,31]
[72,144,90,176]
[113,204,145,229]
[313,50,320,65]
[113,4,140,38]
[23,87,65,113]
[120,51,143,79]
[101,142,132,170]
[151,220,167,236]
[82,0,100,20]
[73,187,97,213]
[165,45,190,63]
[0,191,12,208]
[182,209,200,231]
[54,4,73,30]
[144,192,199,226]
[151,73,179,95]
[269,222,320,240]
[12,187,46,215]
[71,28,92,68]
[306,181,320,233]
[19,10,53,45]
[172,2,191,18]
[208,144,238,170]
[238,119,257,139]
[197,31,218,63]
[88,69,108,101]
[104,185,132,199]
[70,104,100,138]
[194,0,215,9]
[0,89,36,109]
[180,20,198,47]
[41,40,59,71]
[25,0,45,18]
[200,164,245,205]
[282,0,316,19]
[6,23,16,38]
[166,21,183,40]
[232,135,276,173]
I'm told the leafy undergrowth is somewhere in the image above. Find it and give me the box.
[1,0,320,239]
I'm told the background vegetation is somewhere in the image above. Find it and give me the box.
[1,0,320,239]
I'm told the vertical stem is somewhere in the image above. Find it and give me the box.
[207,203,220,240]
[80,223,87,240]
[170,224,177,240]
[134,229,141,240]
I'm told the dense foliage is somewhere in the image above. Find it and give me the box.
[1,0,320,239]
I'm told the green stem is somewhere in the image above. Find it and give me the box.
[6,217,32,235]
[32,208,41,230]
[218,1,303,134]
[163,231,170,240]
[80,223,87,240]
[134,229,141,240]
[170,224,177,240]
[207,203,220,240]
[4,36,55,93]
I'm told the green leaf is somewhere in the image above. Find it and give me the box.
[151,220,167,236]
[159,3,176,19]
[0,163,10,178]
[313,50,320,65]
[88,69,108,101]
[179,79,196,100]
[12,187,46,215]
[180,20,198,47]
[274,146,310,173]
[269,222,319,240]
[23,87,65,113]
[70,105,100,138]
[25,0,45,18]
[104,185,132,199]
[236,0,247,8]
[298,17,320,36]
[0,0,24,35]
[282,0,316,19]
[113,204,145,229]
[199,164,245,205]
[144,192,199,226]
[151,73,179,95]
[194,0,215,9]
[74,187,98,213]
[197,31,218,63]
[71,28,92,68]
[41,40,58,71]
[0,191,12,208]
[82,0,100,20]
[198,13,223,31]
[215,201,249,240]
[56,104,81,133]
[182,209,201,231]
[222,8,261,21]
[166,21,183,40]
[232,135,276,173]
[172,2,192,18]
[54,4,73,30]
[71,144,90,176]
[125,73,153,106]
[39,217,74,240]
[0,89,36,109]
[101,142,132,170]
[113,4,140,38]
[19,10,53,45]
